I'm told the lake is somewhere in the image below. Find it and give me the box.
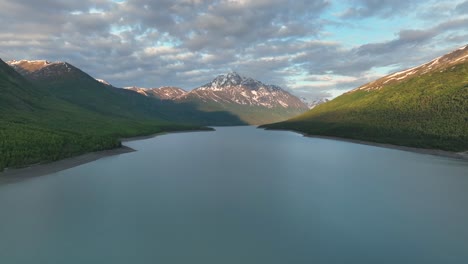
[0,126,467,264]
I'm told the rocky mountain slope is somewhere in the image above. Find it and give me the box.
[353,45,468,92]
[126,86,188,100]
[8,60,78,81]
[181,72,307,109]
[7,60,244,126]
[301,97,330,109]
[1,58,229,170]
[126,72,308,125]
[262,45,468,151]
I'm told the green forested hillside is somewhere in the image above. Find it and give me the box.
[180,97,306,125]
[262,61,468,151]
[22,62,245,126]
[0,59,209,171]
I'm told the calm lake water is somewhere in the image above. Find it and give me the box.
[0,126,467,264]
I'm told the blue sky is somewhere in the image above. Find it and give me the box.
[0,0,467,99]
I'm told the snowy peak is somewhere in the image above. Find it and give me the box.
[96,79,111,86]
[8,60,54,72]
[211,72,243,87]
[354,44,468,92]
[125,86,149,96]
[181,72,308,110]
[199,72,278,91]
[8,60,70,72]
[7,59,78,81]
[301,97,330,109]
[125,86,187,100]
[156,86,188,99]
[125,72,307,110]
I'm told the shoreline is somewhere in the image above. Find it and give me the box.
[0,128,215,184]
[2,126,465,184]
[0,146,136,185]
[262,128,468,162]
[120,128,214,142]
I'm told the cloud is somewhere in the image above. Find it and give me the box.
[455,1,468,13]
[340,0,424,18]
[0,0,467,99]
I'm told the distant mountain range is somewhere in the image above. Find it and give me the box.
[3,44,467,170]
[263,45,468,152]
[183,72,306,109]
[1,58,250,170]
[6,60,249,125]
[7,60,309,125]
[1,59,309,169]
[125,72,309,124]
[126,86,187,100]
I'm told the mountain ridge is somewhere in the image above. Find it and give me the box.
[353,45,468,92]
[7,59,247,126]
[124,72,309,125]
[1,57,221,171]
[125,86,188,100]
[262,45,468,152]
[180,72,307,109]
[8,59,308,124]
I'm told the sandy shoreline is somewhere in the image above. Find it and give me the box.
[0,128,214,184]
[263,128,468,162]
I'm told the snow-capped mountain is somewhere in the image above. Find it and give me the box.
[125,86,188,100]
[301,97,329,109]
[124,72,308,124]
[180,72,308,110]
[96,78,111,86]
[263,44,468,151]
[8,60,308,124]
[353,44,468,92]
[7,60,77,80]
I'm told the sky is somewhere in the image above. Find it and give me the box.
[0,0,467,99]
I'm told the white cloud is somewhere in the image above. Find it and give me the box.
[0,0,466,97]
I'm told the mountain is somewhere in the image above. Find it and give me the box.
[96,78,112,86]
[7,60,73,80]
[0,59,42,111]
[262,45,468,152]
[183,72,306,109]
[126,72,308,125]
[179,72,308,124]
[126,86,188,100]
[7,59,167,119]
[301,97,330,109]
[2,59,255,171]
[0,58,125,170]
[125,72,308,125]
[353,46,468,92]
[7,60,244,126]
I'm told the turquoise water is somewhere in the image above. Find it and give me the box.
[1,126,467,263]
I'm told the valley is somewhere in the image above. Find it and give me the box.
[1,1,467,264]
[1,60,310,171]
[125,72,309,124]
[1,45,467,173]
